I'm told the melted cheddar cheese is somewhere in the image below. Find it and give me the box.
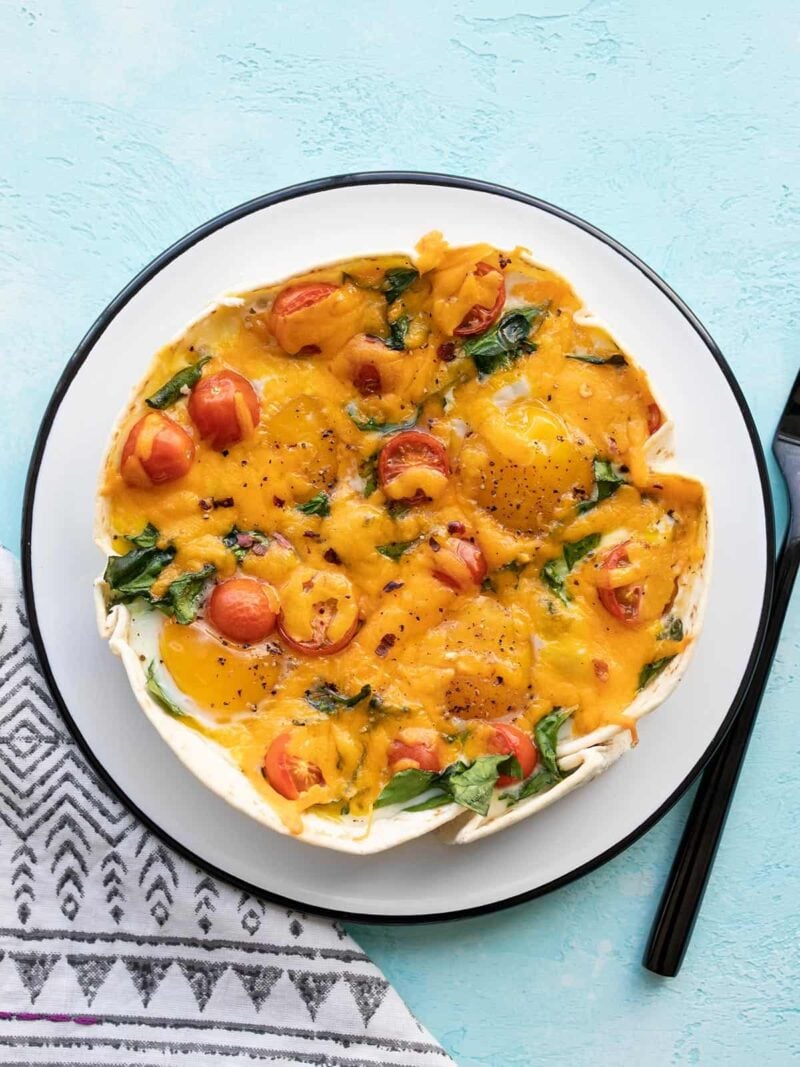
[100,235,706,831]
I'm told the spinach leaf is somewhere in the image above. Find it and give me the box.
[386,500,412,520]
[128,523,160,549]
[462,305,546,377]
[444,755,509,816]
[385,315,410,351]
[346,402,420,435]
[405,792,453,812]
[154,564,216,624]
[382,267,419,305]
[563,533,602,570]
[566,352,626,366]
[501,559,527,575]
[145,355,211,409]
[296,491,331,518]
[376,540,417,560]
[305,682,372,715]
[512,768,560,802]
[374,768,439,808]
[541,556,569,604]
[638,656,675,691]
[541,533,601,604]
[359,452,379,496]
[104,539,176,604]
[222,527,270,562]
[145,662,184,718]
[577,458,627,514]
[535,707,572,778]
[659,615,684,642]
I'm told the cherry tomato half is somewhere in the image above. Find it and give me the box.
[120,411,195,488]
[270,282,338,354]
[353,361,382,396]
[388,730,442,773]
[207,577,280,644]
[432,537,488,592]
[647,402,663,436]
[378,430,450,504]
[263,732,324,799]
[188,370,260,450]
[598,541,642,623]
[488,722,538,788]
[453,262,506,337]
[277,568,360,656]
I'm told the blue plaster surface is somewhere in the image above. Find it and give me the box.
[2,2,799,1063]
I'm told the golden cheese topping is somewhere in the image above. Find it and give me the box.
[100,235,705,831]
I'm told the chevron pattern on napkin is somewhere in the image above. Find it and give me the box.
[0,549,453,1066]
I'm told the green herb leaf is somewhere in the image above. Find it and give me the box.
[376,540,417,560]
[638,656,675,690]
[541,533,601,604]
[382,267,419,305]
[659,615,684,642]
[534,707,573,778]
[222,527,270,562]
[145,662,184,717]
[541,556,570,604]
[346,402,420,434]
[566,352,627,366]
[444,755,508,816]
[154,564,216,624]
[127,523,160,549]
[507,768,560,804]
[385,315,410,351]
[374,768,439,808]
[405,792,452,812]
[501,559,527,575]
[104,541,176,604]
[145,355,211,409]
[305,682,372,715]
[296,491,331,517]
[462,305,546,377]
[359,453,379,497]
[577,457,628,514]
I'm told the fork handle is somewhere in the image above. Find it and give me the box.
[644,530,800,977]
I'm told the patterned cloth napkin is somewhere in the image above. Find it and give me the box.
[0,549,453,1066]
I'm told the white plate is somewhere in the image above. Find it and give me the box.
[22,173,773,921]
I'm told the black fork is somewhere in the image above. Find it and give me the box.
[644,368,800,976]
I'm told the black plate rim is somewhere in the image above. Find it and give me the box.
[20,170,776,925]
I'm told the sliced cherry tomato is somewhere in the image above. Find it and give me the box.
[647,402,663,435]
[433,537,488,592]
[353,361,382,396]
[269,282,339,355]
[207,577,280,644]
[263,732,324,799]
[598,541,642,623]
[388,730,441,773]
[378,431,450,503]
[277,568,360,656]
[453,262,506,337]
[188,369,260,450]
[488,722,538,788]
[271,282,338,319]
[120,411,194,487]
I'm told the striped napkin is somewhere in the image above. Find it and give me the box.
[0,549,453,1066]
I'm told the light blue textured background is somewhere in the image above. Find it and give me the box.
[2,2,799,1064]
